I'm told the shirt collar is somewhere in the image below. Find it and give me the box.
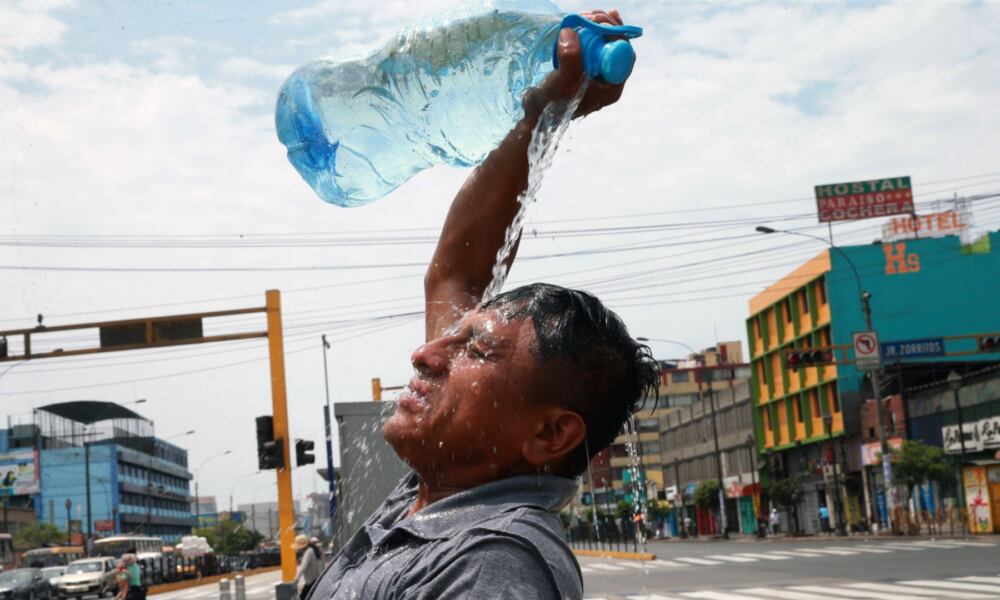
[367,473,577,543]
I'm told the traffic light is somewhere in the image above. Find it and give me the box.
[0,336,7,359]
[255,415,285,470]
[295,439,316,467]
[978,335,1000,353]
[785,348,834,370]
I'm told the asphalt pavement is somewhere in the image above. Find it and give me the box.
[147,538,1000,599]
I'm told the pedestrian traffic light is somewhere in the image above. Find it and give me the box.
[785,348,834,370]
[256,415,285,470]
[295,439,315,467]
[978,335,1000,353]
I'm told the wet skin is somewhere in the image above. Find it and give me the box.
[383,307,586,512]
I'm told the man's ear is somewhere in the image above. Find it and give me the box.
[522,407,586,467]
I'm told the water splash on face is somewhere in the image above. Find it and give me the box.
[483,82,590,300]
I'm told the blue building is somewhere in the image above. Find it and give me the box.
[1,401,193,543]
[747,231,1000,534]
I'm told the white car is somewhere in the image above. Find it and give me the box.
[56,559,116,599]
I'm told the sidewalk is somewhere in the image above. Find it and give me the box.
[647,531,997,544]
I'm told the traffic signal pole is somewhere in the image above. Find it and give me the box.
[863,293,894,532]
[266,290,296,583]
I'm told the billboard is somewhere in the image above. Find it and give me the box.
[882,208,967,242]
[815,176,914,223]
[0,450,39,496]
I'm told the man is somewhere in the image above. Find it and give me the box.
[308,9,657,600]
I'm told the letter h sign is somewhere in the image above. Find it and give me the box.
[883,243,921,275]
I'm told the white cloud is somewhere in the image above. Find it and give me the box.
[0,0,74,53]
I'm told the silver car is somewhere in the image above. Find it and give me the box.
[56,559,116,600]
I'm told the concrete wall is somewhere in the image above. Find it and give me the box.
[332,401,408,549]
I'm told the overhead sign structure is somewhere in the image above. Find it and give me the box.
[881,338,945,361]
[853,331,881,370]
[815,176,914,223]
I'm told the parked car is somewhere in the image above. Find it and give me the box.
[39,568,65,589]
[56,559,116,599]
[0,568,52,600]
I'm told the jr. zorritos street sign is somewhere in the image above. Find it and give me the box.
[815,176,914,223]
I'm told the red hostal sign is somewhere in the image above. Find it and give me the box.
[815,176,914,223]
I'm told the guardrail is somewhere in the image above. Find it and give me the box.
[566,522,643,554]
[137,551,282,586]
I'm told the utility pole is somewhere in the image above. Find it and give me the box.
[321,335,338,535]
[864,293,894,531]
[84,443,92,551]
[947,371,968,539]
[705,374,728,539]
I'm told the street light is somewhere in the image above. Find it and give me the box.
[821,412,847,537]
[321,335,339,534]
[230,470,263,514]
[947,370,968,539]
[756,225,895,531]
[637,336,728,538]
[193,450,232,526]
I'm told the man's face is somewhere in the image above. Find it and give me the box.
[383,307,549,481]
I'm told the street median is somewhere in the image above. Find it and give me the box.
[148,566,281,596]
[573,549,656,561]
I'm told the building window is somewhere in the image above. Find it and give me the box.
[828,382,840,413]
[795,396,804,424]
[784,298,793,323]
[799,289,810,315]
[638,418,659,433]
[671,371,690,384]
[817,278,827,305]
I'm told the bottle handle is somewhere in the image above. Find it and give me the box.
[551,14,643,82]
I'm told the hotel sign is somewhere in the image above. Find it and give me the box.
[815,176,914,223]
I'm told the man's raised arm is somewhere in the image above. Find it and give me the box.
[424,9,627,341]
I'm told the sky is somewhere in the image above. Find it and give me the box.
[2,0,1000,509]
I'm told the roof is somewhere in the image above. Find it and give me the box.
[36,400,145,424]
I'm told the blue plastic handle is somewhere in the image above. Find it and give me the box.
[552,14,643,85]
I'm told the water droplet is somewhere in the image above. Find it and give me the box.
[438,441,444,448]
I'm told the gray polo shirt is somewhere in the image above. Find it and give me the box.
[309,472,583,600]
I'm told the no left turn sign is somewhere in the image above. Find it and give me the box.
[853,331,881,370]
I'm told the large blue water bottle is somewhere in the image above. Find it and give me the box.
[275,0,642,207]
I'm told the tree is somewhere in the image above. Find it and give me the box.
[613,499,632,520]
[13,523,66,549]
[765,476,804,534]
[891,440,954,490]
[194,518,264,556]
[646,499,672,520]
[693,480,720,509]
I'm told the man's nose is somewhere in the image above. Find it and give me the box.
[411,338,453,374]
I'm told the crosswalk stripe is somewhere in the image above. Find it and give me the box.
[739,587,829,599]
[945,541,997,548]
[733,552,789,560]
[245,586,271,594]
[626,595,684,600]
[787,584,922,599]
[958,576,1000,584]
[900,580,1000,594]
[579,566,595,573]
[650,559,686,568]
[704,554,758,563]
[844,546,891,554]
[845,582,995,599]
[768,550,824,558]
[797,547,858,555]
[676,557,723,566]
[877,543,926,551]
[681,591,763,599]
[612,560,649,569]
[912,541,964,549]
[588,563,626,571]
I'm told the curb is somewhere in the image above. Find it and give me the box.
[572,549,656,561]
[148,566,281,596]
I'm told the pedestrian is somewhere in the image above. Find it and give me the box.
[292,534,322,600]
[769,508,781,535]
[304,10,654,600]
[121,554,145,600]
[819,504,830,534]
[114,560,129,600]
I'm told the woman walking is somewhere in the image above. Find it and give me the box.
[291,535,322,600]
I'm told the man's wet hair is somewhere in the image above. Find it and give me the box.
[482,282,659,475]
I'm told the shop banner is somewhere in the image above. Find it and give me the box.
[962,466,993,534]
[0,450,39,495]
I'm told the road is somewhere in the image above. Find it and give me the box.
[580,538,1000,599]
[148,538,1000,600]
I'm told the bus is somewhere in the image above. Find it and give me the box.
[21,546,86,568]
[92,536,163,558]
[0,534,14,570]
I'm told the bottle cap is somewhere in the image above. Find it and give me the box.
[600,40,635,85]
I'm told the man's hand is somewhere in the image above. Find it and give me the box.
[424,9,630,341]
[523,9,628,123]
